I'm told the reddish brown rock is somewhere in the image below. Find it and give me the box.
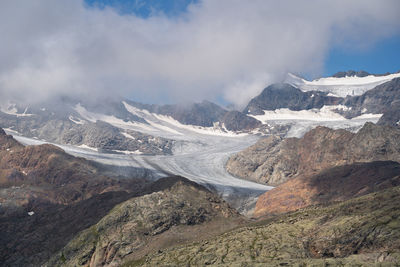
[254,161,400,217]
[227,122,400,185]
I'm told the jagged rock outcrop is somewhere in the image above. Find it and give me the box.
[255,161,400,216]
[244,83,342,115]
[226,123,400,185]
[332,70,370,78]
[135,186,400,266]
[47,176,241,267]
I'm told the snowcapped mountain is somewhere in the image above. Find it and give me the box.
[285,71,400,97]
[1,71,399,213]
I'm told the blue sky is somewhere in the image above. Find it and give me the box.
[85,0,197,17]
[324,35,400,76]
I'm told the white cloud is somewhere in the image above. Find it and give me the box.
[0,0,399,108]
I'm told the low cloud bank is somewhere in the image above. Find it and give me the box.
[0,0,399,108]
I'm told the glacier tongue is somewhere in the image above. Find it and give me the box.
[12,131,272,216]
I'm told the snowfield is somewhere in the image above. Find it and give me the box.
[250,106,382,138]
[286,72,400,97]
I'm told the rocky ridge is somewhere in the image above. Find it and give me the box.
[244,76,400,130]
[46,176,242,267]
[226,122,400,185]
[129,186,400,266]
[0,112,173,155]
[0,128,150,266]
[244,83,342,115]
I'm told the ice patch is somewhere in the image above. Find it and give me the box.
[121,132,136,140]
[327,92,339,97]
[69,115,85,125]
[250,105,349,122]
[0,103,33,117]
[352,113,383,120]
[112,149,143,155]
[77,144,98,152]
[250,105,378,124]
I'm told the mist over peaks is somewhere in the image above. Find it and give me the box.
[0,0,399,108]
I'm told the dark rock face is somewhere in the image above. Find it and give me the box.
[0,191,139,267]
[46,176,241,267]
[226,123,400,185]
[255,161,400,216]
[244,83,342,115]
[221,110,261,131]
[378,100,400,127]
[332,70,370,78]
[341,77,400,118]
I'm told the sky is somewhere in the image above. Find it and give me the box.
[0,0,399,108]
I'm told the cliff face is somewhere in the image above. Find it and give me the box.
[244,83,342,115]
[226,123,400,185]
[47,176,242,267]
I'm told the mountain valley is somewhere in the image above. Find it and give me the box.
[0,70,400,266]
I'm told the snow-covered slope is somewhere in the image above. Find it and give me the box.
[249,105,382,138]
[286,72,400,97]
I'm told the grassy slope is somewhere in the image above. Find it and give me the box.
[127,186,400,266]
